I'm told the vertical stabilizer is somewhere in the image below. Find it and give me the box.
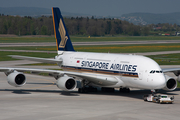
[52,7,75,53]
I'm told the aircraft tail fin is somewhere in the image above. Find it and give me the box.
[52,7,75,53]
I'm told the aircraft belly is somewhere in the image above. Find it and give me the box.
[120,76,141,88]
[82,75,118,86]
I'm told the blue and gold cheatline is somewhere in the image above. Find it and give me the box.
[62,65,139,78]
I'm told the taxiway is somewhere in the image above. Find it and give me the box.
[0,60,180,120]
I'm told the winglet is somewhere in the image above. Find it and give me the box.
[52,7,75,53]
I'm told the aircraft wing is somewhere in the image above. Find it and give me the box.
[0,67,61,75]
[0,67,118,86]
[5,55,118,86]
[162,68,180,76]
[9,55,62,64]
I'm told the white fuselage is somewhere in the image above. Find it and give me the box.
[56,51,166,90]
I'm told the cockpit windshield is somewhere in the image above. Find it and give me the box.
[150,70,163,73]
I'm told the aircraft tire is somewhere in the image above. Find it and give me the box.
[78,87,89,93]
[119,88,130,93]
[101,87,114,92]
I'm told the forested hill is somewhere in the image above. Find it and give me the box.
[0,15,149,36]
[121,12,180,25]
[0,14,180,36]
[1,7,180,25]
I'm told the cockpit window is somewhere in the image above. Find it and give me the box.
[150,70,163,73]
[150,70,155,73]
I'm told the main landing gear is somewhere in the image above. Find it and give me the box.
[119,88,130,93]
[78,86,98,93]
[78,80,131,93]
[78,80,97,93]
[101,87,115,92]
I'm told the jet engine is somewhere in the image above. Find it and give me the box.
[7,72,26,87]
[163,75,177,91]
[56,75,77,91]
[177,75,180,83]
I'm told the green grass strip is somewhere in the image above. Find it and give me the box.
[1,43,180,53]
[1,36,180,43]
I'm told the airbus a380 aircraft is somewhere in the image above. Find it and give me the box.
[0,7,180,93]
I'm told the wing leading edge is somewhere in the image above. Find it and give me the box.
[163,68,180,76]
[9,55,62,64]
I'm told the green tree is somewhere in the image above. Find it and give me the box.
[41,25,48,35]
[142,27,150,36]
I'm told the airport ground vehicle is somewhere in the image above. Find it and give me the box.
[144,94,174,104]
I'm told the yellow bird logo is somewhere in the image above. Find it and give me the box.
[58,19,68,48]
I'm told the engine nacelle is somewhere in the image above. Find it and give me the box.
[163,75,177,91]
[56,75,77,91]
[7,72,26,87]
[177,75,180,83]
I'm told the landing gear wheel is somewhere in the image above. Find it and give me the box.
[87,86,97,92]
[78,86,98,93]
[78,88,82,93]
[126,88,130,93]
[119,88,130,93]
[101,87,115,92]
[78,87,88,93]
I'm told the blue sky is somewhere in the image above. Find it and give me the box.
[1,0,180,16]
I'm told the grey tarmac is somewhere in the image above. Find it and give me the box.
[0,60,180,120]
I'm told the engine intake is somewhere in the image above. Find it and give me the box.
[7,72,26,87]
[56,75,77,91]
[163,75,177,91]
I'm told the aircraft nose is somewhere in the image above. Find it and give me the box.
[155,75,166,89]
